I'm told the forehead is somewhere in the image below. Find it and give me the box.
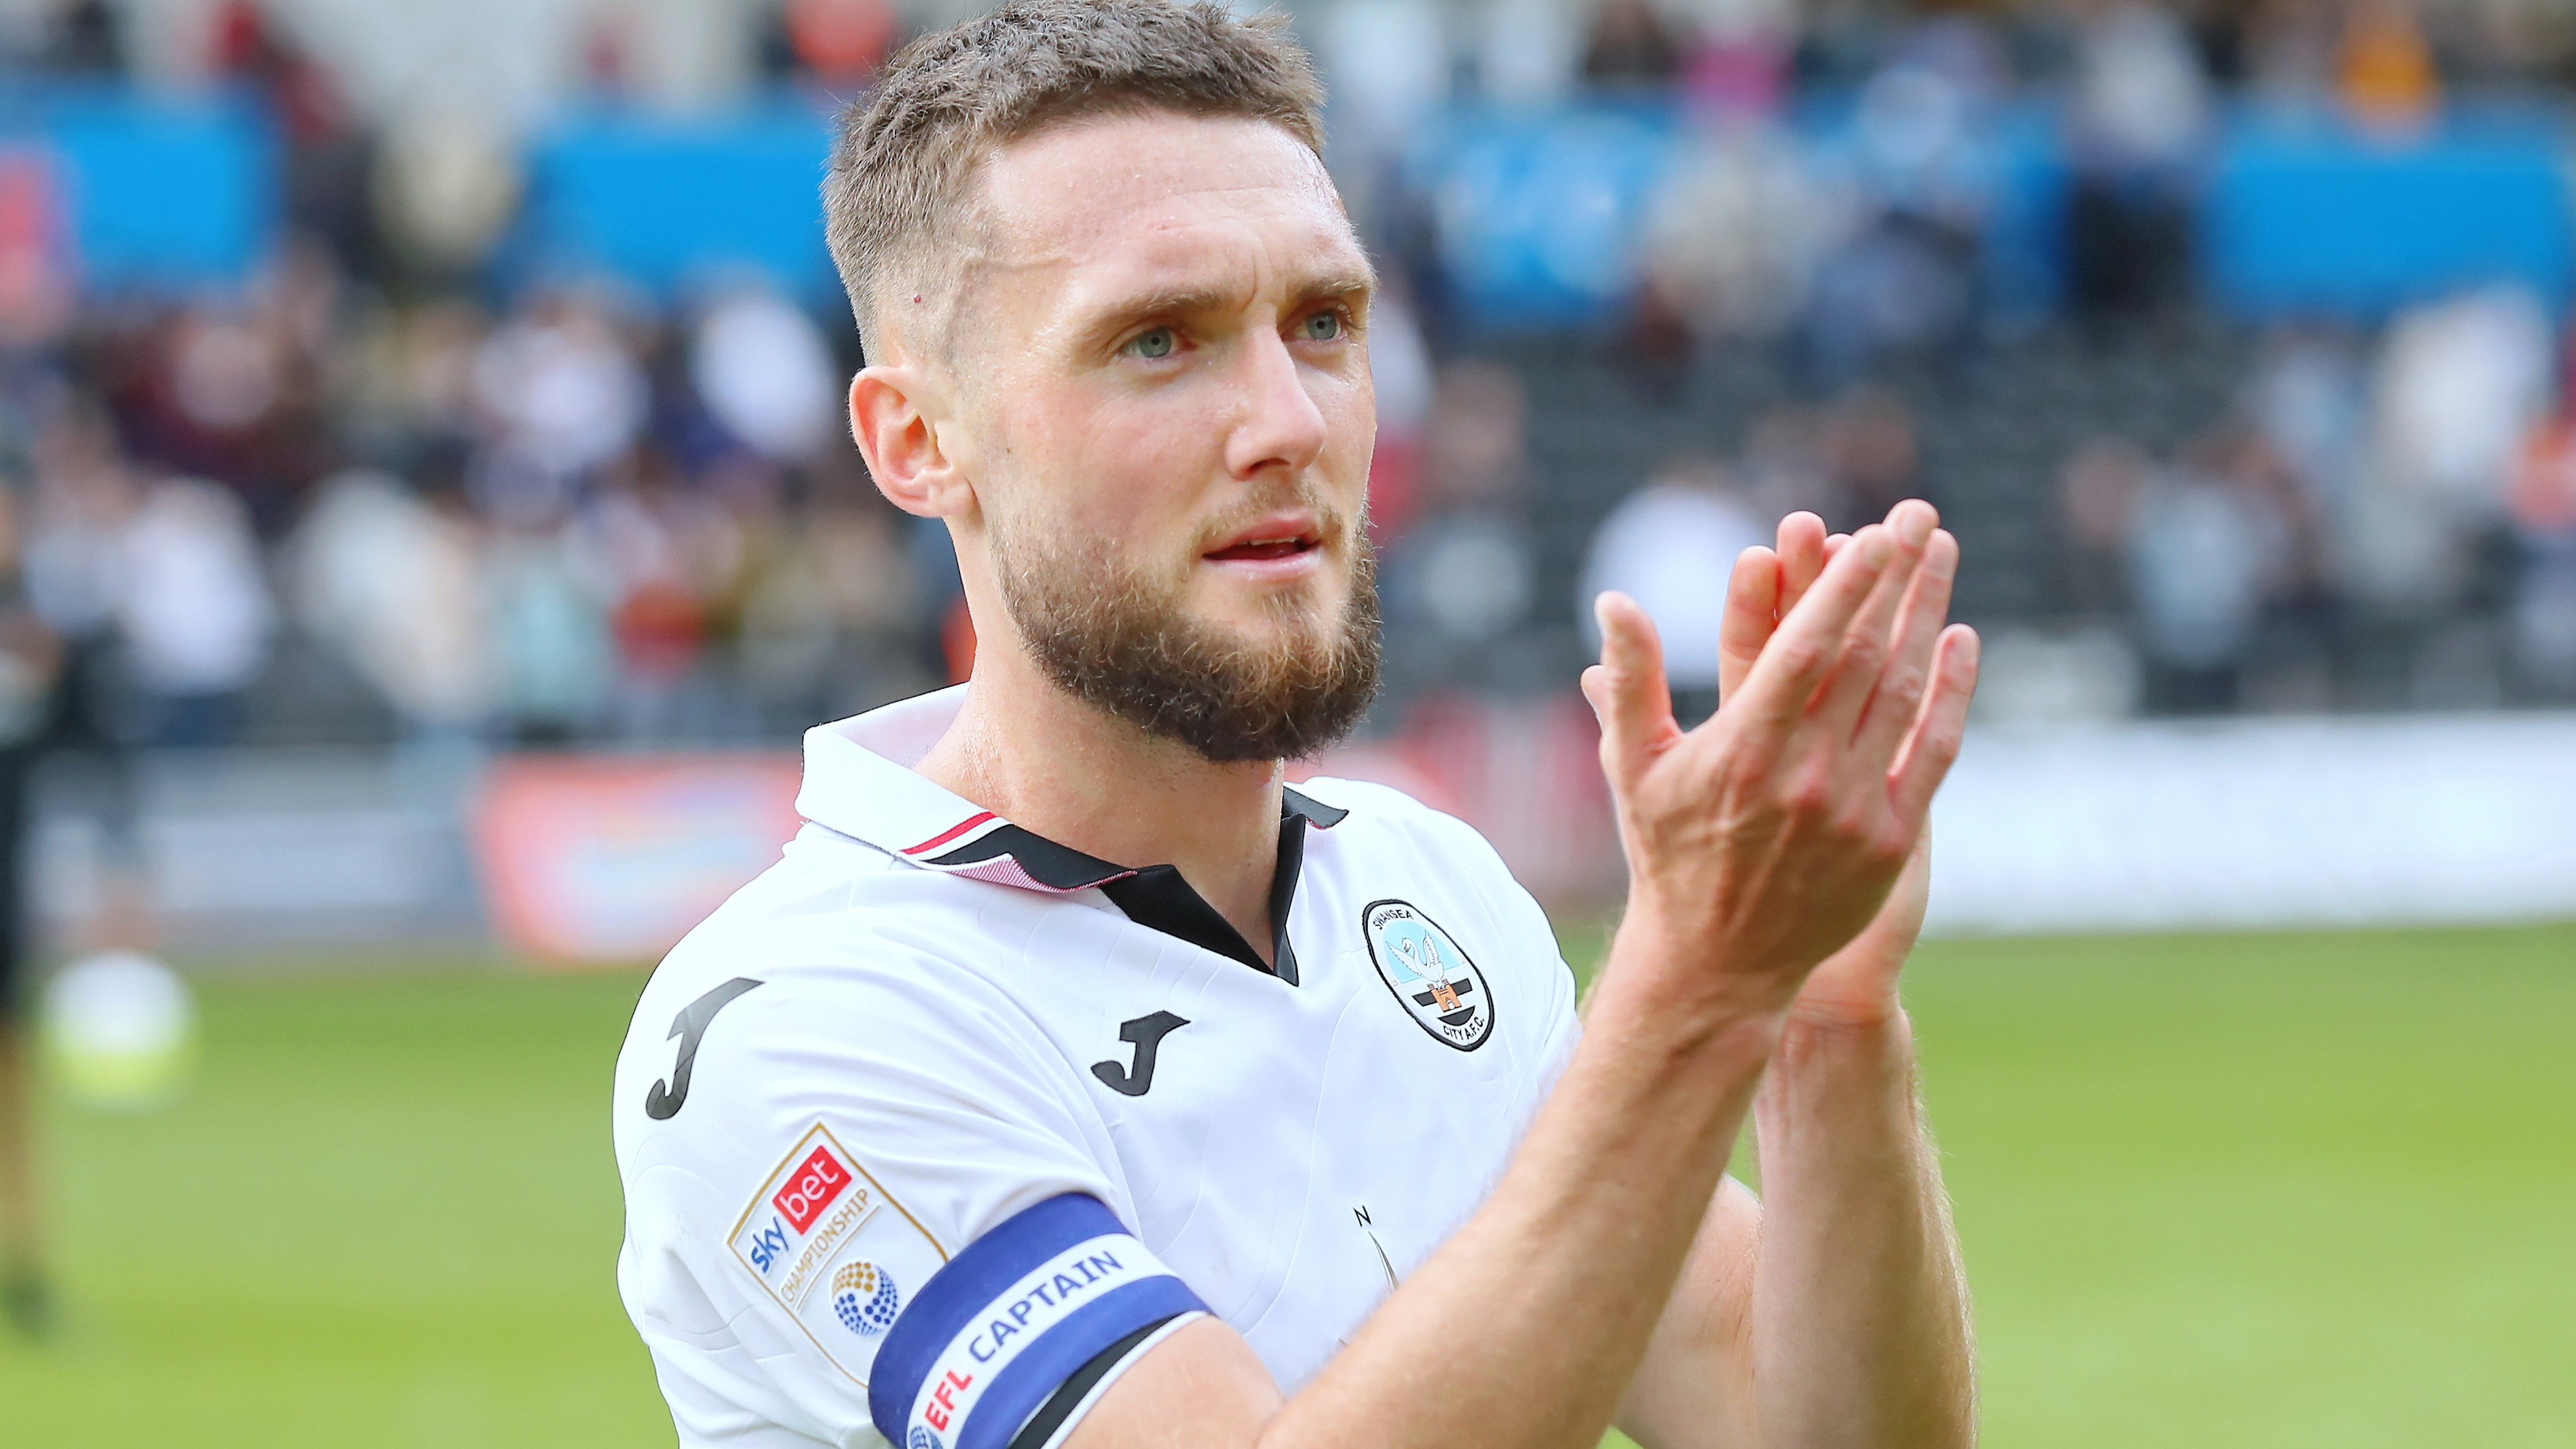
[972,110,1364,315]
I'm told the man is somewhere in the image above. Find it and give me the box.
[613,3,1982,1447]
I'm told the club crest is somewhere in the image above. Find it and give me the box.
[1363,899,1493,1051]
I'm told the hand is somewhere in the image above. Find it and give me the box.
[1580,501,1979,1021]
[1712,509,1976,1029]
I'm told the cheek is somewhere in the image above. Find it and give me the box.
[987,383,1190,537]
[1329,370,1377,453]
[1067,386,1236,532]
[1310,367,1377,508]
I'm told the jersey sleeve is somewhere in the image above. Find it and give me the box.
[615,928,1207,1449]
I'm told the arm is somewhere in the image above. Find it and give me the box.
[1070,502,1978,1449]
[1623,514,1976,1449]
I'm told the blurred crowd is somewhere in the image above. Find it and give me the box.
[2,0,2574,757]
[1,249,943,748]
[1319,0,2576,715]
[2044,294,2576,712]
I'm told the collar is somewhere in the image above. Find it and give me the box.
[799,686,1349,982]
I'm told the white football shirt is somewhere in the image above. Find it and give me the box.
[614,685,1582,1449]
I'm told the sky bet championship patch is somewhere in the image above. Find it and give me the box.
[730,1123,946,1385]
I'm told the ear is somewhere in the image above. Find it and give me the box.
[850,363,975,520]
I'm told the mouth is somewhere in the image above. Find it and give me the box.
[1203,517,1325,565]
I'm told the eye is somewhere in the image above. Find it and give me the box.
[1124,327,1177,359]
[1297,310,1344,342]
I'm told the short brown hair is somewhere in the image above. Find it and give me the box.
[824,0,1327,361]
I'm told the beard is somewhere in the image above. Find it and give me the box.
[992,506,1382,764]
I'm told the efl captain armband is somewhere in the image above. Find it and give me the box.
[867,1194,1206,1449]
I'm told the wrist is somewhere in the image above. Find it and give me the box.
[1598,894,1797,1028]
[1777,1002,1913,1066]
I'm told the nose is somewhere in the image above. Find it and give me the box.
[1222,325,1330,483]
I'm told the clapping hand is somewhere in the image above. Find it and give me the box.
[1581,501,1979,1025]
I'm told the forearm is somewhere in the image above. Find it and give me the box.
[1747,1011,1973,1448]
[1263,916,1780,1449]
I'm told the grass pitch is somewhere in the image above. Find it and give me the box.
[2,923,2571,1447]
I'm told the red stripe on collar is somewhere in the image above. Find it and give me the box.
[902,811,998,856]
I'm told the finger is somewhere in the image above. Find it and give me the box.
[1815,502,1938,738]
[1853,527,1959,761]
[1891,625,1980,824]
[1716,545,1782,702]
[1728,523,1898,735]
[1774,512,1828,622]
[1589,591,1682,790]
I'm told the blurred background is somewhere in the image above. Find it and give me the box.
[0,0,2569,1443]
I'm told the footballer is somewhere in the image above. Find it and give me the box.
[612,2,1983,1447]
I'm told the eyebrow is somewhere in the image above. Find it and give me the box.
[1079,264,1378,347]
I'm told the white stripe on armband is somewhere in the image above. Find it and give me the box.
[907,1234,1176,1448]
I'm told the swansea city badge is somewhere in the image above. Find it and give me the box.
[1363,899,1494,1051]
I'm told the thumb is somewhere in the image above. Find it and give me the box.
[1587,591,1678,789]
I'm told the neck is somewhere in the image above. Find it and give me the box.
[914,647,1287,965]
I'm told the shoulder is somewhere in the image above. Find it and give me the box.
[1291,773,1578,1039]
[613,831,1121,1237]
[1289,775,1516,878]
[1292,774,1551,941]
[613,842,1129,1431]
[622,819,1078,1066]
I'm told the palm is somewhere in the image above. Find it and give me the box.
[1790,830,1928,1028]
[1699,511,1960,1024]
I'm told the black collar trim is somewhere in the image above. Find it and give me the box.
[917,821,1133,892]
[918,790,1343,983]
[1281,785,1349,829]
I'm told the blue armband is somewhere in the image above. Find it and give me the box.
[869,1194,1206,1449]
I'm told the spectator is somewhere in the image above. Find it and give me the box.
[472,290,649,483]
[1822,385,1920,531]
[2507,412,2576,694]
[22,405,138,739]
[1582,0,1684,91]
[1678,0,1795,120]
[1641,122,1833,344]
[0,153,75,352]
[484,514,613,747]
[2066,2,2211,319]
[1321,0,1448,164]
[1363,286,1435,550]
[1478,0,1578,107]
[737,469,924,726]
[212,2,370,265]
[1800,34,1998,380]
[775,0,900,90]
[371,114,523,283]
[1381,362,1538,689]
[2125,438,2289,712]
[2373,286,2550,519]
[569,444,746,739]
[289,469,489,736]
[2245,325,2368,518]
[0,0,123,76]
[116,478,275,747]
[1577,454,1767,723]
[2058,433,2149,618]
[2333,287,2551,626]
[2338,0,2439,130]
[2247,0,2339,102]
[689,285,838,464]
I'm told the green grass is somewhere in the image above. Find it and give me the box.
[3,924,2572,1447]
[2,964,672,1447]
